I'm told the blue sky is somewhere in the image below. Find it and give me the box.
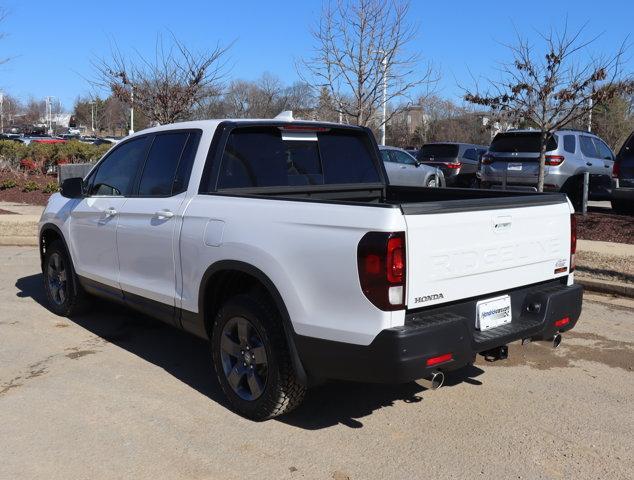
[0,0,632,110]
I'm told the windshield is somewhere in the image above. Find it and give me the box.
[490,132,557,153]
[418,144,459,159]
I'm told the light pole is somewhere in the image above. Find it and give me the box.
[129,85,135,135]
[379,51,388,146]
[90,101,95,134]
[0,93,4,134]
[45,96,56,136]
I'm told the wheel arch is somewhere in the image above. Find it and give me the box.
[39,223,82,297]
[198,260,309,386]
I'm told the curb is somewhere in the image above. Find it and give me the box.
[576,276,634,299]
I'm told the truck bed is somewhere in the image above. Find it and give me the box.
[217,183,569,213]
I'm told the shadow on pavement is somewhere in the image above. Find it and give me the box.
[15,273,484,430]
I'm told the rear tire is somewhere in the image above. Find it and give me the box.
[426,176,438,188]
[43,240,90,316]
[611,199,633,214]
[211,294,306,420]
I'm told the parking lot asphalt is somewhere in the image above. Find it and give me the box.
[1,246,633,480]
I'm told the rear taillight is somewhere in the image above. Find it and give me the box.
[481,154,494,165]
[612,160,621,179]
[357,232,406,310]
[570,214,577,272]
[545,155,565,166]
[445,162,462,169]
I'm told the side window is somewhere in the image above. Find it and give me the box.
[580,136,599,158]
[138,132,189,197]
[380,150,393,163]
[563,135,576,154]
[593,138,613,160]
[89,137,149,196]
[463,148,476,160]
[393,150,416,165]
[173,131,202,194]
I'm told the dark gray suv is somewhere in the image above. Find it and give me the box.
[416,142,488,187]
[480,129,614,204]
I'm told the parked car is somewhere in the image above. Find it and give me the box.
[416,142,488,187]
[40,117,582,420]
[611,131,634,214]
[379,145,444,187]
[480,129,614,206]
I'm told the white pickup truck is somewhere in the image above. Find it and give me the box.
[39,116,583,419]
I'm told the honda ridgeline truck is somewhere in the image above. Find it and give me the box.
[39,114,583,420]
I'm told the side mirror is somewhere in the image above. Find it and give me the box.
[60,177,84,199]
[415,161,421,168]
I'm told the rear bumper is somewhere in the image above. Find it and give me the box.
[296,279,583,384]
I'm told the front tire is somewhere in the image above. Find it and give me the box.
[43,240,90,316]
[211,294,306,420]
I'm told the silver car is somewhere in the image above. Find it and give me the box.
[480,129,614,204]
[379,146,445,187]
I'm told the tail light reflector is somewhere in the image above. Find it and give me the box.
[426,353,453,367]
[570,214,577,272]
[545,155,565,166]
[445,162,462,169]
[555,317,570,328]
[358,232,406,311]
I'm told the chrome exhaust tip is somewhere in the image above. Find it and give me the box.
[553,333,562,349]
[417,371,445,390]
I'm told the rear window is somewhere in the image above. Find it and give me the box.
[418,144,459,159]
[489,132,557,153]
[217,127,380,189]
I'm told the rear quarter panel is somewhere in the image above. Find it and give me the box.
[179,195,407,346]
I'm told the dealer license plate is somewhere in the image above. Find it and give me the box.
[507,163,522,171]
[476,295,512,331]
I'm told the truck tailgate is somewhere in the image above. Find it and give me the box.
[403,196,572,308]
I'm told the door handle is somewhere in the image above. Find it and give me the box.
[104,207,118,217]
[586,162,592,166]
[155,210,174,219]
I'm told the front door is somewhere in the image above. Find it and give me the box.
[69,136,150,289]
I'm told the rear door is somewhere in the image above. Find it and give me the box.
[487,132,557,185]
[115,130,201,323]
[403,199,572,308]
[417,143,460,177]
[381,149,408,185]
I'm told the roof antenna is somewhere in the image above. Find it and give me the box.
[274,111,294,121]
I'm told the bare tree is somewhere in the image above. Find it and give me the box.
[465,25,634,191]
[585,92,634,151]
[93,33,231,125]
[300,0,435,130]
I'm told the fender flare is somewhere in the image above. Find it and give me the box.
[39,223,81,296]
[198,260,309,386]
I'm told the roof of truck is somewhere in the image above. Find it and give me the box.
[129,114,350,138]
